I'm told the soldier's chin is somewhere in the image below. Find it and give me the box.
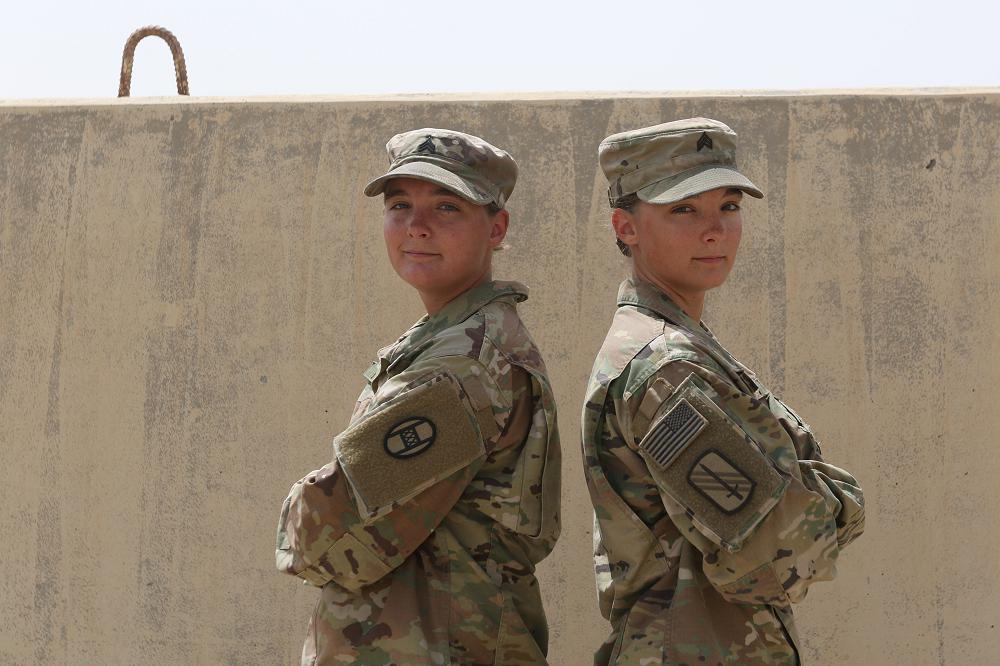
[394,265,449,292]
[708,267,735,289]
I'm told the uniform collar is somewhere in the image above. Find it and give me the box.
[409,279,527,346]
[617,276,708,335]
[364,280,528,384]
[617,276,764,394]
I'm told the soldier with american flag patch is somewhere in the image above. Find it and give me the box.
[581,118,866,665]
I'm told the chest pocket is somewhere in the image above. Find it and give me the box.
[466,369,557,539]
[350,384,374,424]
[765,393,822,462]
[506,374,558,538]
[768,394,812,433]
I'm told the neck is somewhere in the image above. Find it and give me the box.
[419,267,492,316]
[632,262,705,322]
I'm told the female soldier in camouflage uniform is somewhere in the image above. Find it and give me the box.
[277,128,560,665]
[582,118,865,665]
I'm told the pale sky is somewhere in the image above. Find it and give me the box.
[2,0,997,100]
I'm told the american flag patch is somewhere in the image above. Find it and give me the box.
[640,398,708,468]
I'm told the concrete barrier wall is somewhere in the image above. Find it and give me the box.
[3,91,999,665]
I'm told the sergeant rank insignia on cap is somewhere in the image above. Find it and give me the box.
[696,132,713,152]
[416,136,437,155]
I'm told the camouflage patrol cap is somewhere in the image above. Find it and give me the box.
[364,128,517,208]
[599,118,763,206]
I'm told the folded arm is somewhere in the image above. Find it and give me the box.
[629,359,865,605]
[276,356,503,591]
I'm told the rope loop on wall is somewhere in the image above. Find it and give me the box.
[118,26,189,97]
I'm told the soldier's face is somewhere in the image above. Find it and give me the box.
[383,178,508,311]
[614,187,743,297]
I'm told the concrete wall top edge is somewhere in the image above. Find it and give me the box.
[3,86,1000,108]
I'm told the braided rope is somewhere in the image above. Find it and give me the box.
[118,26,189,97]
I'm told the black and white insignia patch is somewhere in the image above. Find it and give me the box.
[384,417,436,459]
[688,450,755,514]
[416,136,437,155]
[640,398,708,468]
[696,132,713,152]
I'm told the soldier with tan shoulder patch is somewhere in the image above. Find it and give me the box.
[581,118,865,665]
[277,128,561,665]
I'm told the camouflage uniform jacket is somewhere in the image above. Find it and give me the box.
[277,280,561,665]
[581,277,865,665]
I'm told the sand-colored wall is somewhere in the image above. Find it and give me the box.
[2,91,999,665]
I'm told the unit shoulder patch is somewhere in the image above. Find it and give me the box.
[637,372,788,552]
[335,372,485,518]
[687,449,756,514]
[383,416,437,459]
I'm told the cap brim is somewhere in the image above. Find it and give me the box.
[637,166,764,204]
[363,162,493,205]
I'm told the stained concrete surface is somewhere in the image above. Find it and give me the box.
[2,91,999,665]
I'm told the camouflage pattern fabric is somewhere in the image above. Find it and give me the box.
[364,127,518,208]
[598,118,763,206]
[277,280,561,665]
[581,277,865,665]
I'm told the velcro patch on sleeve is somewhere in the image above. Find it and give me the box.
[334,372,485,519]
[640,398,708,467]
[637,373,789,552]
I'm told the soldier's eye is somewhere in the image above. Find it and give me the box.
[439,203,459,212]
[388,201,409,210]
[671,205,695,214]
[722,202,741,211]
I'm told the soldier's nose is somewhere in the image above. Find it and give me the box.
[407,214,431,237]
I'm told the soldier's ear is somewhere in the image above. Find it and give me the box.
[488,209,509,249]
[611,207,638,251]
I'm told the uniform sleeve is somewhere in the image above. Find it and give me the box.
[275,354,517,591]
[627,359,865,606]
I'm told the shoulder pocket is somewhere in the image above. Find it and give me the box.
[334,372,486,520]
[636,373,788,553]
